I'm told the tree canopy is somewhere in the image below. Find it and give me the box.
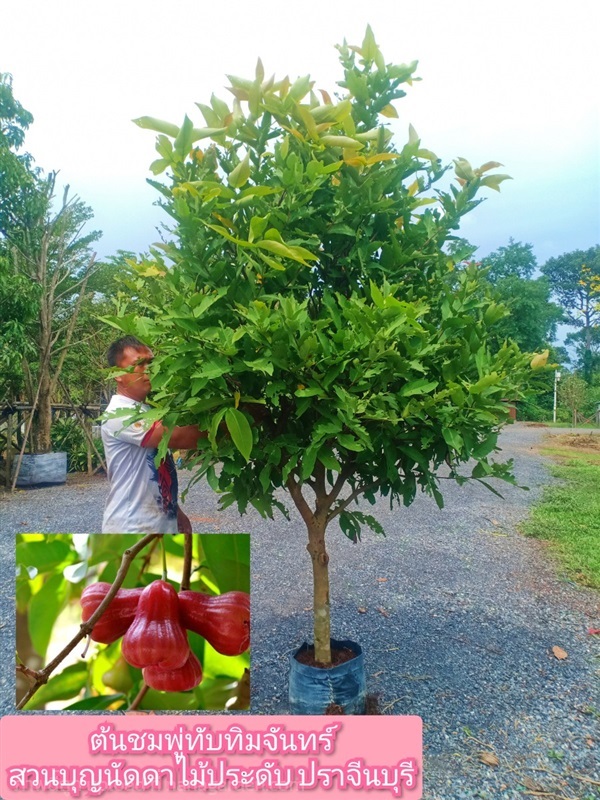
[542,245,600,382]
[108,28,539,662]
[480,239,563,354]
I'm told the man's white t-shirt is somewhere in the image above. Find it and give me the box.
[101,395,179,533]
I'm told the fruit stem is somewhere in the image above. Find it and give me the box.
[161,536,167,581]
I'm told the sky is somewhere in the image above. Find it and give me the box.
[2,0,599,269]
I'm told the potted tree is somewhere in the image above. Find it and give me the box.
[9,175,100,487]
[110,28,539,712]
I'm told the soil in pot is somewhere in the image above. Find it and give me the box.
[295,644,357,669]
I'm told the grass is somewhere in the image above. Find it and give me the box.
[521,434,600,589]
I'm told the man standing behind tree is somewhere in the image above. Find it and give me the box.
[101,336,204,534]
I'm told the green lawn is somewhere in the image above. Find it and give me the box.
[522,439,600,589]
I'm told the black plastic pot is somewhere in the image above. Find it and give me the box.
[288,638,366,715]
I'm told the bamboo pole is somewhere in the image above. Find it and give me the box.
[57,378,107,474]
[5,412,13,489]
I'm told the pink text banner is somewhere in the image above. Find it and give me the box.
[1,714,422,798]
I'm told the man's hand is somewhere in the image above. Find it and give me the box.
[177,508,192,534]
[142,422,207,450]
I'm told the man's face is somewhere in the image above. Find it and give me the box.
[115,346,154,401]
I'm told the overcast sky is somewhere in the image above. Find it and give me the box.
[2,0,599,267]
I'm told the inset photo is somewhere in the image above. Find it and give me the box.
[16,533,250,712]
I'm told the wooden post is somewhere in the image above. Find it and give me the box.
[57,378,106,474]
[86,417,93,475]
[5,412,13,489]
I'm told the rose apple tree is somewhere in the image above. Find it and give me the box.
[109,28,539,663]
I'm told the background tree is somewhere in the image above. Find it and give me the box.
[110,28,536,665]
[542,245,600,383]
[564,325,600,383]
[558,374,589,426]
[0,73,40,403]
[8,174,101,453]
[0,73,103,454]
[481,239,563,353]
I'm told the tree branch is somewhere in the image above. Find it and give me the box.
[48,254,96,399]
[181,534,193,591]
[128,683,150,711]
[285,472,316,529]
[327,480,380,524]
[326,463,353,506]
[16,533,162,710]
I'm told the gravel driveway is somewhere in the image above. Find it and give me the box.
[1,423,598,799]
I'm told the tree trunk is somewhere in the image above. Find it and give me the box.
[306,515,331,664]
[286,473,333,665]
[32,372,53,453]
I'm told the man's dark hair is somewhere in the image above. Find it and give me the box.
[107,336,147,367]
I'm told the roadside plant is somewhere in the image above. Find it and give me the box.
[558,374,589,425]
[110,28,540,664]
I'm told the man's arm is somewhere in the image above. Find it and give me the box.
[141,422,207,450]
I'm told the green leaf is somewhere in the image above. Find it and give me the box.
[480,174,512,192]
[174,114,195,158]
[133,116,179,137]
[88,534,143,568]
[320,135,364,150]
[149,158,170,175]
[472,433,498,459]
[141,689,200,710]
[63,561,88,584]
[431,484,444,509]
[255,239,315,266]
[474,478,505,499]
[191,126,227,142]
[23,662,88,710]
[400,379,438,397]
[64,694,127,711]
[370,281,385,308]
[317,447,340,471]
[328,223,356,237]
[442,428,463,451]
[29,574,70,659]
[471,460,492,478]
[197,676,245,710]
[209,407,227,448]
[248,215,269,243]
[17,541,72,574]
[228,154,251,188]
[361,25,380,62]
[469,373,500,394]
[288,75,312,102]
[199,533,250,594]
[337,434,363,452]
[225,407,253,462]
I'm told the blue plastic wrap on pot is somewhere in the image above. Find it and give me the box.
[288,638,366,715]
[12,452,67,486]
